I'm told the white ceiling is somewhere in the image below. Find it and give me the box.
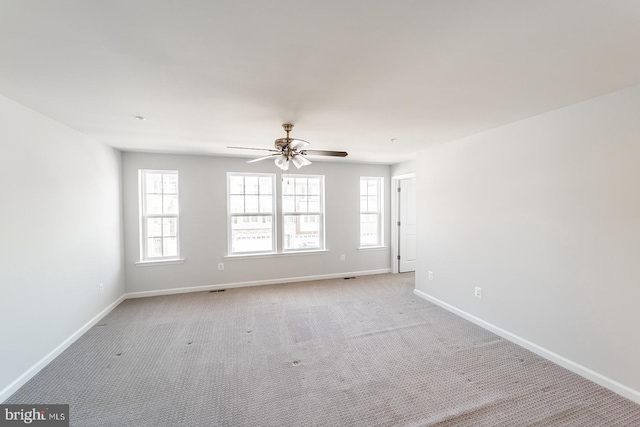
[2,1,640,164]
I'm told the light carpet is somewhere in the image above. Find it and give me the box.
[7,273,640,426]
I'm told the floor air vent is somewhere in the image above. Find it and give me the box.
[209,289,227,293]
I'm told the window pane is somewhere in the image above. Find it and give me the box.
[283,179,294,195]
[163,194,179,214]
[295,178,308,195]
[360,214,379,246]
[360,196,368,212]
[147,238,163,257]
[368,196,378,211]
[367,179,378,196]
[231,216,273,253]
[245,195,259,213]
[146,173,162,194]
[259,195,272,213]
[296,197,308,213]
[163,218,177,237]
[146,195,163,214]
[163,174,178,194]
[284,215,320,250]
[308,196,320,212]
[283,195,295,212]
[229,175,244,194]
[259,176,272,195]
[245,176,259,194]
[147,218,162,238]
[308,178,320,195]
[360,179,368,195]
[163,237,178,257]
[229,195,244,213]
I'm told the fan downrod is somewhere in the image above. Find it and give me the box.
[275,123,295,149]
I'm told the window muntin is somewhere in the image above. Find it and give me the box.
[360,177,383,247]
[282,175,324,251]
[139,170,180,260]
[228,173,276,254]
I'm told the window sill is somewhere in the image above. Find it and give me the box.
[135,258,186,267]
[357,246,388,251]
[225,250,329,260]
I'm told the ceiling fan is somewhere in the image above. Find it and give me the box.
[228,124,348,170]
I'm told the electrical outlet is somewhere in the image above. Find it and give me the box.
[340,254,346,261]
[428,271,434,280]
[218,263,224,271]
[99,283,104,294]
[475,287,482,298]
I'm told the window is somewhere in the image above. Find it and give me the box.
[227,173,325,255]
[228,173,276,254]
[139,170,180,261]
[282,175,325,251]
[360,177,383,247]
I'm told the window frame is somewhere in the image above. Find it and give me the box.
[281,174,325,252]
[227,172,277,255]
[139,169,181,262]
[359,176,384,248]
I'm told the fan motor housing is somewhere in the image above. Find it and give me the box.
[274,138,291,149]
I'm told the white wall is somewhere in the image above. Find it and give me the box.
[416,84,640,398]
[391,159,417,177]
[122,153,392,294]
[0,95,125,399]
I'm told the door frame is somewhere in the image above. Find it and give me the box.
[391,172,416,273]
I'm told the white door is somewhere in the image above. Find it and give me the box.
[399,177,416,272]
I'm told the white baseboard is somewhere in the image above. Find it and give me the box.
[0,294,126,403]
[125,269,391,299]
[413,289,640,405]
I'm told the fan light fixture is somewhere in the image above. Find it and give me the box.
[275,156,289,170]
[291,155,311,169]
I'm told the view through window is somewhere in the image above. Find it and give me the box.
[139,170,180,260]
[360,177,383,247]
[228,173,276,254]
[282,175,324,251]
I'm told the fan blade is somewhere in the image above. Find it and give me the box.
[301,149,348,157]
[228,146,280,153]
[247,154,278,163]
[289,139,310,150]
